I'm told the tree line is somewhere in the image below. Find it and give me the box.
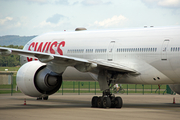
[0,45,23,67]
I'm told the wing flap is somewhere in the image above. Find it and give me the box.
[90,59,139,74]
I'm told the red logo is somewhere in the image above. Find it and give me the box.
[27,41,65,62]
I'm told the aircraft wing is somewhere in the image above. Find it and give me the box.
[0,47,139,74]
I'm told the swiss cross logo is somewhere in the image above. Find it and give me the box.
[27,41,65,62]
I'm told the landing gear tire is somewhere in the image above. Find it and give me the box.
[91,96,123,109]
[37,97,42,100]
[91,96,98,107]
[97,97,103,108]
[110,96,116,108]
[43,96,49,100]
[115,97,123,108]
[103,97,111,108]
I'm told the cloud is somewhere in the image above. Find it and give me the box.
[27,0,71,5]
[33,20,74,34]
[35,14,68,29]
[81,0,111,6]
[46,14,67,24]
[0,16,28,35]
[27,0,47,3]
[2,0,70,5]
[1,0,49,4]
[55,0,69,5]
[0,17,13,25]
[92,15,128,28]
[158,0,180,8]
[0,17,22,28]
[141,0,180,8]
[73,1,79,5]
[23,0,49,4]
[25,0,71,5]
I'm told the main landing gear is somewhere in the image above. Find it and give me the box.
[91,89,123,108]
[37,96,49,100]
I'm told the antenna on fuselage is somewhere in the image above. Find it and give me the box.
[75,27,87,31]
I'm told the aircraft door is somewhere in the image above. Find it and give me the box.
[107,41,115,61]
[161,39,170,60]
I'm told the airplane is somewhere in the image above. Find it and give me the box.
[0,26,180,108]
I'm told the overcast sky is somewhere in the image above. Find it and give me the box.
[0,0,180,36]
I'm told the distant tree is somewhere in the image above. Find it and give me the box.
[0,45,23,67]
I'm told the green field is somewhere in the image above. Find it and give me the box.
[0,77,167,95]
[0,67,20,71]
[0,67,168,95]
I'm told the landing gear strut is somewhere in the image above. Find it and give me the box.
[92,70,123,108]
[91,89,123,108]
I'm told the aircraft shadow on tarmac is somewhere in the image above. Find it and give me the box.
[1,98,180,110]
[123,103,180,108]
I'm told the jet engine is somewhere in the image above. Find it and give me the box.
[16,61,62,97]
[169,84,180,95]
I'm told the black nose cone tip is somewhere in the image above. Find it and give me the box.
[47,76,58,86]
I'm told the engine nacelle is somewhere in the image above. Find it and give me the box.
[169,84,180,95]
[16,61,62,97]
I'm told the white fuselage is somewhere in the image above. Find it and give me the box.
[21,27,180,85]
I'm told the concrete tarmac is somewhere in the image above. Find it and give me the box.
[0,93,180,120]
